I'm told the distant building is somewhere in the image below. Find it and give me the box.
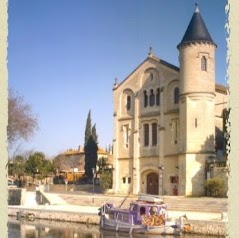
[57,146,111,173]
[112,5,228,196]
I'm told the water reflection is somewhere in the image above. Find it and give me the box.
[8,217,99,238]
[8,217,215,238]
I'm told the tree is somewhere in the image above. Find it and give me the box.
[84,110,92,146]
[8,155,26,178]
[100,170,113,191]
[92,123,98,144]
[204,177,225,197]
[25,152,53,180]
[95,157,108,178]
[8,89,38,147]
[41,159,54,178]
[84,135,98,179]
[25,152,45,175]
[83,111,99,180]
[223,108,230,156]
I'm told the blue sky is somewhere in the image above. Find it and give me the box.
[8,0,228,158]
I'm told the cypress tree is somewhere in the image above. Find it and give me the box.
[92,123,98,145]
[84,111,99,180]
[84,110,92,146]
[84,135,98,179]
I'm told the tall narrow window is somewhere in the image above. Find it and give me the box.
[144,90,148,108]
[174,87,179,104]
[201,56,207,71]
[195,118,198,128]
[127,95,131,111]
[150,72,153,81]
[156,88,160,105]
[144,124,149,146]
[171,119,178,144]
[149,89,155,106]
[124,125,129,148]
[152,123,157,146]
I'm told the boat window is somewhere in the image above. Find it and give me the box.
[121,214,129,223]
[149,206,158,215]
[140,206,146,215]
[117,213,122,221]
[130,204,137,212]
[109,211,114,220]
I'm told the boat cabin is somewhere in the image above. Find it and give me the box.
[107,201,167,225]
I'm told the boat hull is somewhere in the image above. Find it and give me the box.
[100,216,182,236]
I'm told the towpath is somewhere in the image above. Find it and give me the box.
[10,190,227,222]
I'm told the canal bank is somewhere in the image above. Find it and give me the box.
[8,205,227,236]
[8,202,228,236]
[8,187,228,236]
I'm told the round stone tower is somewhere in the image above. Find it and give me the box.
[177,4,217,196]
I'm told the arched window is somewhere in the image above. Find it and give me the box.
[156,88,160,105]
[201,56,207,71]
[152,123,157,146]
[144,124,149,146]
[149,89,155,106]
[174,87,179,104]
[127,95,131,111]
[143,90,148,108]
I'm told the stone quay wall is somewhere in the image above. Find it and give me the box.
[8,206,227,237]
[8,207,100,225]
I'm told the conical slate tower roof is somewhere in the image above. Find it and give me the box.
[177,4,216,48]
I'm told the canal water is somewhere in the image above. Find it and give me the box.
[7,217,216,238]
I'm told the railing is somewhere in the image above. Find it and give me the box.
[213,161,227,168]
[208,160,227,169]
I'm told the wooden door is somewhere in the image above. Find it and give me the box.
[147,173,158,195]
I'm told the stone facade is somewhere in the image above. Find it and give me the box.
[57,146,111,172]
[112,7,228,196]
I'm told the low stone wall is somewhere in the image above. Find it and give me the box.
[8,207,227,237]
[185,220,227,237]
[8,207,100,225]
[46,184,102,193]
[36,189,49,205]
[8,188,26,205]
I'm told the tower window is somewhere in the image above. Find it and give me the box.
[126,96,131,111]
[195,118,198,128]
[144,124,149,146]
[156,88,160,105]
[171,119,178,144]
[174,87,179,104]
[152,123,157,146]
[123,125,130,148]
[201,56,207,71]
[143,90,148,107]
[149,89,155,106]
[150,73,153,81]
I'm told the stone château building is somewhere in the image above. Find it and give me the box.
[112,5,228,196]
[57,146,110,172]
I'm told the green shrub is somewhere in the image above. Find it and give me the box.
[204,177,225,197]
[100,170,112,191]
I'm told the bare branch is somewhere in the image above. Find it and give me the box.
[8,89,39,147]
